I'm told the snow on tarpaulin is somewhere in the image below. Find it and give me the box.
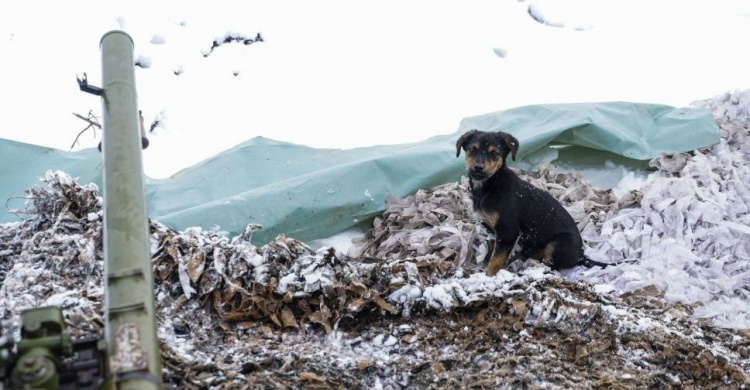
[0,102,718,244]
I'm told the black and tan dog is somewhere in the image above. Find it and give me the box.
[456,129,593,275]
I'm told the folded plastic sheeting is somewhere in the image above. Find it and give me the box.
[0,102,719,243]
[1,139,103,212]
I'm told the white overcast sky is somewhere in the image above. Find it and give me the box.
[1,0,749,178]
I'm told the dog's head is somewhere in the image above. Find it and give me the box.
[456,129,519,180]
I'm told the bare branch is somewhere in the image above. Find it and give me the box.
[70,111,102,150]
[72,112,101,129]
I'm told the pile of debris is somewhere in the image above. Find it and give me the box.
[1,176,748,388]
[352,180,493,271]
[575,90,750,329]
[0,171,104,336]
[2,91,749,388]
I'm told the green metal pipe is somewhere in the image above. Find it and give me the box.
[100,30,162,389]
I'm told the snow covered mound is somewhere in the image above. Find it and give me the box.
[0,171,103,335]
[572,89,750,329]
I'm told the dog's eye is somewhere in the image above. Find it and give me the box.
[469,146,479,153]
[489,150,499,158]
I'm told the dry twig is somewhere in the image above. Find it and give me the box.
[70,110,101,150]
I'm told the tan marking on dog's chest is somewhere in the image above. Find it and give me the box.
[479,209,500,229]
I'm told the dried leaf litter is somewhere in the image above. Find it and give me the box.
[1,91,749,389]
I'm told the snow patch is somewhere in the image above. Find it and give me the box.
[150,34,166,44]
[527,0,595,30]
[135,54,153,68]
[493,47,508,58]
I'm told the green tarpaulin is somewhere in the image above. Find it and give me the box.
[0,102,719,243]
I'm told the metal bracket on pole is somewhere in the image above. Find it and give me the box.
[76,73,103,96]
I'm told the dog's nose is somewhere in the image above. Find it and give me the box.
[472,165,484,174]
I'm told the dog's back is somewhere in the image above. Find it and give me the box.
[514,179,583,268]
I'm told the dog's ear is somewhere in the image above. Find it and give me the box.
[497,132,519,161]
[456,129,479,157]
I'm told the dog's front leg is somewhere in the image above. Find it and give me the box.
[487,238,515,276]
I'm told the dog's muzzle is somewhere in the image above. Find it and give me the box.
[470,165,488,180]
